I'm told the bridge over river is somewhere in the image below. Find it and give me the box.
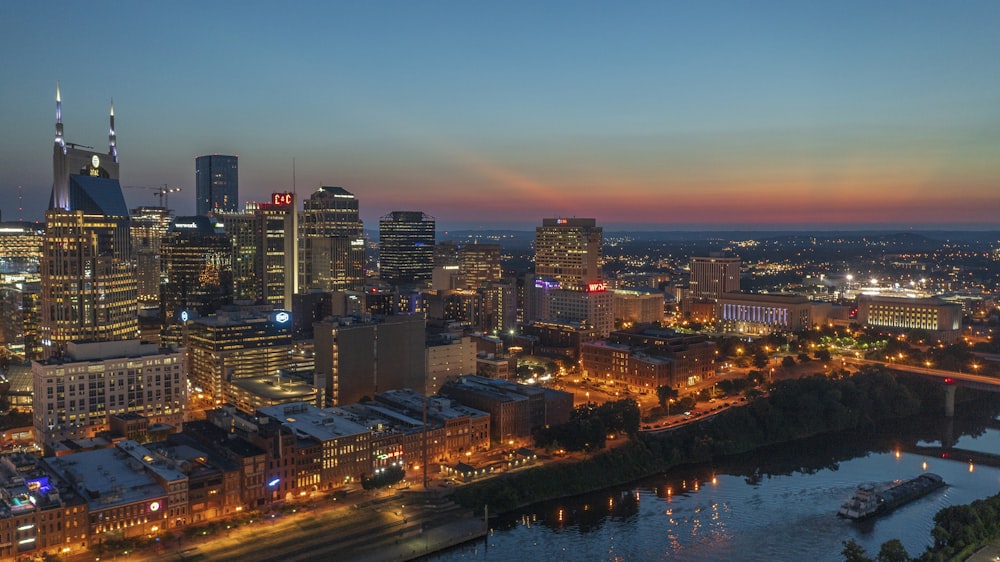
[843,357,1000,417]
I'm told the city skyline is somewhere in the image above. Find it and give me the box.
[2,2,1000,230]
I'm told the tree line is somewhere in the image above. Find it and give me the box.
[450,367,947,514]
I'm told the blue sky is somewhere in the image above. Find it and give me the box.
[2,2,999,229]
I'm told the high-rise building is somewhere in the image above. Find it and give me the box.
[42,86,137,357]
[215,211,258,302]
[299,186,365,292]
[32,339,186,451]
[50,84,120,211]
[216,194,298,308]
[256,194,298,309]
[529,218,612,336]
[187,306,293,404]
[379,211,435,287]
[0,280,41,361]
[689,252,741,301]
[160,216,233,339]
[433,241,502,290]
[534,218,603,287]
[130,206,173,311]
[0,221,43,274]
[195,155,239,216]
[314,313,426,406]
[477,281,517,336]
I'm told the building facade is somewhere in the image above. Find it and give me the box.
[856,295,963,341]
[32,340,186,451]
[314,314,426,406]
[426,334,477,395]
[299,186,366,292]
[534,218,603,287]
[186,307,293,404]
[130,206,173,312]
[582,327,717,390]
[160,216,233,339]
[379,211,435,287]
[688,253,741,301]
[716,293,817,335]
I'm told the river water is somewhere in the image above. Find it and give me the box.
[432,416,1000,561]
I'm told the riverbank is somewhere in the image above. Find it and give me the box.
[451,370,953,515]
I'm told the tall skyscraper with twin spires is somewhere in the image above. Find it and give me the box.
[41,84,137,357]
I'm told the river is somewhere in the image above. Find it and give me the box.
[432,415,1000,561]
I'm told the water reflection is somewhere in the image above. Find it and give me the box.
[436,405,1000,561]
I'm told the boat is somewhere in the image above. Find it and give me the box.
[837,473,945,520]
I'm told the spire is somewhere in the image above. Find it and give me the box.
[109,98,117,162]
[55,82,65,152]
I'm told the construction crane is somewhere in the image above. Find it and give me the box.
[124,184,182,208]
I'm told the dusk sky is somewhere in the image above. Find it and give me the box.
[2,2,999,230]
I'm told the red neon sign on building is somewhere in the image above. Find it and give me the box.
[587,281,608,293]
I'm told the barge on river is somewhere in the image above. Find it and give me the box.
[837,473,945,520]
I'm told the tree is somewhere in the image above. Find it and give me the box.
[676,396,696,411]
[781,355,796,368]
[656,385,679,410]
[841,539,872,562]
[815,348,832,363]
[753,351,770,369]
[797,353,812,363]
[876,539,909,562]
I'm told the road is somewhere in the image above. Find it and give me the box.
[83,489,486,562]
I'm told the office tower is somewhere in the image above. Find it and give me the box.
[477,281,517,336]
[0,280,41,361]
[0,221,43,274]
[130,206,173,312]
[195,154,239,215]
[378,211,435,287]
[50,84,120,211]
[689,252,741,300]
[160,216,233,338]
[433,241,502,290]
[314,313,426,406]
[257,193,298,309]
[42,86,137,357]
[216,195,298,308]
[530,218,613,336]
[215,211,258,302]
[32,340,186,451]
[187,307,293,404]
[299,186,365,292]
[534,218,603,287]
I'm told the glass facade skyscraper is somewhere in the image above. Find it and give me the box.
[378,211,435,287]
[195,154,239,215]
[299,186,365,291]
